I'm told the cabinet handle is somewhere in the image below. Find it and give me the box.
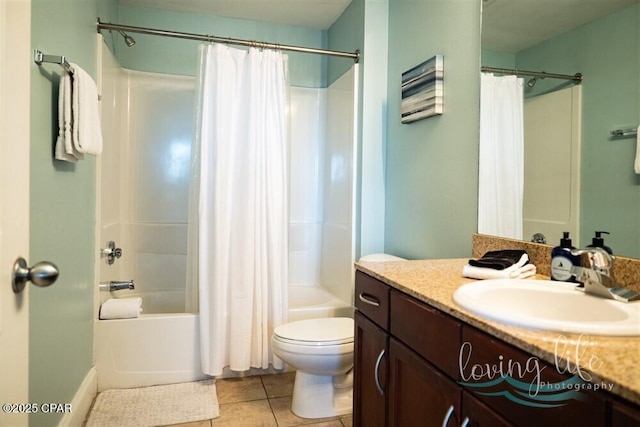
[359,292,380,307]
[374,348,385,396]
[441,405,454,427]
[460,417,470,427]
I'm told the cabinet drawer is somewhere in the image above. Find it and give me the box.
[461,326,606,427]
[390,289,461,379]
[355,271,390,329]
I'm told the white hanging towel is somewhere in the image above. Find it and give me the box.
[635,125,640,174]
[99,298,142,320]
[54,72,83,162]
[70,63,103,155]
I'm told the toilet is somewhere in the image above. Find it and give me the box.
[359,253,406,262]
[273,254,405,418]
[272,317,354,418]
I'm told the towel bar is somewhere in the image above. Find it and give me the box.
[34,49,73,75]
[610,127,638,137]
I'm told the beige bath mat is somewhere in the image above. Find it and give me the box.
[85,379,219,427]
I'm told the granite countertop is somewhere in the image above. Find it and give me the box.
[355,258,640,406]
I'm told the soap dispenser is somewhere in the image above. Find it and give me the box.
[586,231,613,255]
[550,232,580,282]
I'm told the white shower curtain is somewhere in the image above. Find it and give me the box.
[188,43,289,376]
[478,73,524,240]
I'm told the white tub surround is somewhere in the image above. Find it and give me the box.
[288,285,353,322]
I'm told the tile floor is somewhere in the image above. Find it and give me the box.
[166,373,352,427]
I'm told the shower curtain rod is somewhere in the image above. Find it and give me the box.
[481,66,583,84]
[97,19,360,63]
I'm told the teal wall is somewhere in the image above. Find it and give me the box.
[481,5,640,258]
[327,0,364,86]
[481,49,515,69]
[29,1,117,425]
[328,0,389,258]
[384,0,481,259]
[114,5,328,88]
[516,4,639,257]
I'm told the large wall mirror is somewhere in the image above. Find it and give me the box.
[481,0,640,259]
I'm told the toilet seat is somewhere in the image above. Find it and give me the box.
[273,317,354,346]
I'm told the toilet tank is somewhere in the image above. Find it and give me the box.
[359,253,406,262]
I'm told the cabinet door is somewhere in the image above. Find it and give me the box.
[390,289,461,378]
[462,391,512,427]
[611,400,640,426]
[388,338,462,427]
[354,311,388,427]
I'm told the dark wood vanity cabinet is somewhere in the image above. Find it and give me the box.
[354,311,388,427]
[611,399,640,426]
[353,270,640,427]
[387,337,463,426]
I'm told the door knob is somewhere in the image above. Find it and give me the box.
[12,257,59,293]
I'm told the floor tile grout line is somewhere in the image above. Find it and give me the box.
[265,396,281,427]
[259,374,270,400]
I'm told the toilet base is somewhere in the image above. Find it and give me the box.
[291,371,353,419]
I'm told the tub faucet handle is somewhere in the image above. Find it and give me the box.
[102,241,123,265]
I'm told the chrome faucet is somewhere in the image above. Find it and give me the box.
[107,280,135,291]
[571,247,640,302]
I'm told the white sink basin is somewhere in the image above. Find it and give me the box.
[453,279,640,336]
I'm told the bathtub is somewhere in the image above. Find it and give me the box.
[94,285,353,390]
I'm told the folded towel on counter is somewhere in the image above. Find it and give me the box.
[99,297,142,320]
[468,249,529,270]
[463,252,537,280]
[70,63,103,155]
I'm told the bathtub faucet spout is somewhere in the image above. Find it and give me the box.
[109,280,135,291]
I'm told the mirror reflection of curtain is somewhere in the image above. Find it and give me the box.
[187,43,289,376]
[478,73,524,240]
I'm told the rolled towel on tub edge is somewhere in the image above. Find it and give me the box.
[99,297,142,320]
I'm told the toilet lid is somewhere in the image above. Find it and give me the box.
[274,317,354,346]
